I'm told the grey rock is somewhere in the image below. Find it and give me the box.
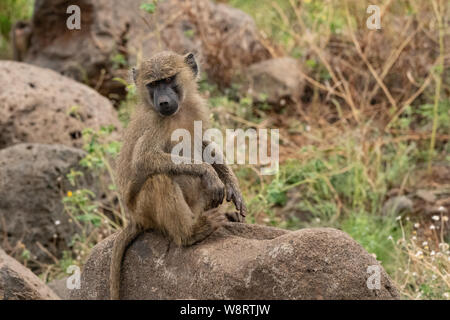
[0,61,121,150]
[242,57,304,107]
[416,190,436,203]
[0,143,96,266]
[47,277,70,300]
[382,196,413,216]
[71,223,399,300]
[0,247,59,300]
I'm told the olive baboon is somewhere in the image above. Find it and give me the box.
[110,51,246,299]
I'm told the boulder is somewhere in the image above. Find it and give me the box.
[0,247,59,300]
[21,0,271,95]
[0,61,120,150]
[241,57,305,107]
[0,143,96,266]
[71,223,399,300]
[47,277,70,299]
[182,0,272,85]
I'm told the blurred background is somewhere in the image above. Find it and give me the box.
[0,0,449,299]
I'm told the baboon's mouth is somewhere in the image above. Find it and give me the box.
[159,105,179,116]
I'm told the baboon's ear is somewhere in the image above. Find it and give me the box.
[132,67,138,84]
[184,52,198,78]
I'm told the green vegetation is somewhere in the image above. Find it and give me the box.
[50,125,124,280]
[0,0,33,58]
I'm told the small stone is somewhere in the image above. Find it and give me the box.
[416,190,436,203]
[382,196,413,216]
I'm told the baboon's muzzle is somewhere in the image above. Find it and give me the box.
[154,85,179,116]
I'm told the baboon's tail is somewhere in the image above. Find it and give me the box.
[110,223,142,300]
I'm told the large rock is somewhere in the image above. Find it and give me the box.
[241,57,305,107]
[0,248,59,300]
[71,223,399,299]
[0,61,120,150]
[21,0,270,95]
[181,0,272,85]
[0,144,95,266]
[47,277,70,299]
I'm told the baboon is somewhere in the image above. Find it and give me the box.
[11,21,31,61]
[110,51,247,300]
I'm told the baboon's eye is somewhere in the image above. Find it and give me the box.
[146,81,156,88]
[165,76,174,83]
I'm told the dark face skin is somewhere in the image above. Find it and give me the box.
[146,75,180,116]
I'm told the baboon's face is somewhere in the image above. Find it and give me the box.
[136,51,198,117]
[146,75,180,116]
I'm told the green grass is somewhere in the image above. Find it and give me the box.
[0,0,34,58]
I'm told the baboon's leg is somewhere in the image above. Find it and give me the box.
[182,208,227,246]
[134,175,225,246]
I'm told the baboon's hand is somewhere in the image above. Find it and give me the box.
[201,167,225,210]
[225,182,247,221]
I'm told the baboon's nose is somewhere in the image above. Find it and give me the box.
[158,97,169,108]
[157,95,178,116]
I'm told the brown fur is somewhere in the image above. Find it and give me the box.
[110,51,246,300]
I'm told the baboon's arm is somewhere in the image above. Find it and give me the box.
[203,141,247,220]
[131,132,219,177]
[134,149,214,178]
[126,137,224,209]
